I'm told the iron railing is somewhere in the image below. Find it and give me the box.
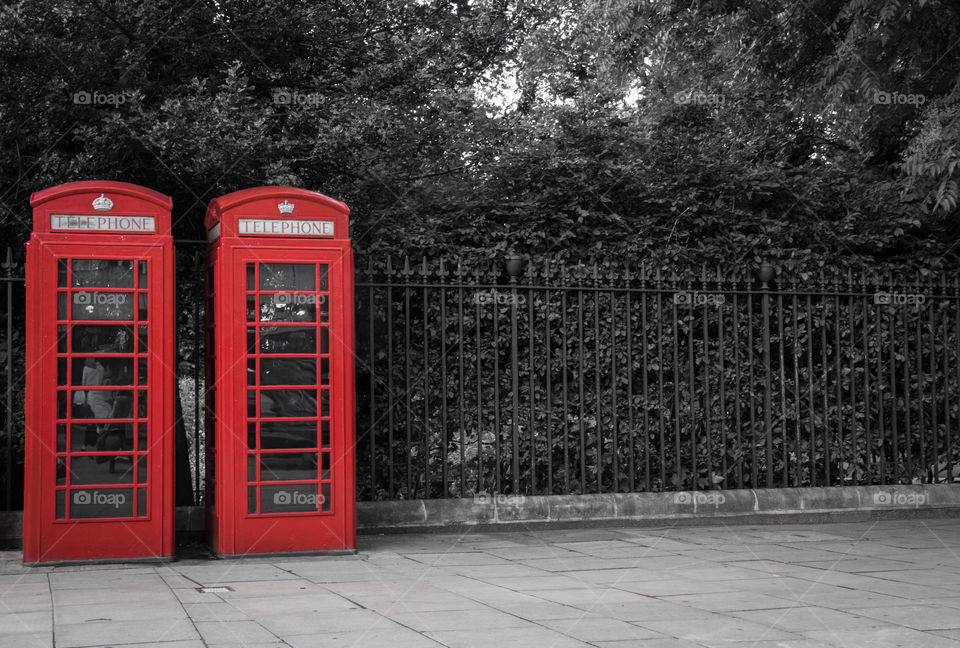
[354,258,960,500]
[3,248,960,510]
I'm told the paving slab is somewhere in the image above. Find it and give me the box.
[2,518,960,646]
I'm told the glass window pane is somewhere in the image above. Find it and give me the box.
[259,294,316,323]
[72,292,135,321]
[247,296,256,322]
[56,490,65,519]
[318,265,328,291]
[72,423,99,451]
[259,453,317,482]
[58,293,67,319]
[260,389,316,418]
[138,358,148,385]
[72,260,134,288]
[248,390,256,418]
[137,456,148,483]
[247,422,257,449]
[57,259,68,287]
[261,483,319,513]
[137,487,147,516]
[57,325,67,352]
[246,263,255,291]
[321,453,330,480]
[320,389,329,417]
[260,327,316,354]
[320,358,329,385]
[321,420,330,447]
[319,327,328,354]
[71,488,134,518]
[247,327,256,354]
[74,391,134,419]
[260,420,316,449]
[56,457,66,486]
[72,357,134,386]
[321,482,331,512]
[138,261,147,288]
[260,358,316,386]
[259,263,316,292]
[248,486,257,514]
[70,455,134,485]
[57,358,67,386]
[57,424,67,453]
[138,325,148,352]
[138,293,148,319]
[72,325,135,353]
[247,358,256,385]
[247,454,257,481]
[137,423,148,449]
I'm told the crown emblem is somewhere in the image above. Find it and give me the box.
[277,200,294,214]
[92,194,114,211]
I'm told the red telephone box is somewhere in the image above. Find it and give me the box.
[23,181,176,564]
[204,187,356,555]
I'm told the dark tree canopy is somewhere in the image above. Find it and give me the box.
[2,0,959,272]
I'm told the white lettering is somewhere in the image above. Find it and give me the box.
[51,214,156,233]
[237,218,335,237]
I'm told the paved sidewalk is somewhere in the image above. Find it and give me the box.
[2,519,960,647]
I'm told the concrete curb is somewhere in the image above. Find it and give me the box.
[356,485,960,532]
[2,485,958,547]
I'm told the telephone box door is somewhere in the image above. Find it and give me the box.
[230,250,351,552]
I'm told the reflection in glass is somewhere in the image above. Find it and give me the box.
[138,293,148,319]
[319,296,329,323]
[58,259,68,287]
[259,263,315,292]
[260,389,317,418]
[320,358,329,385]
[320,327,328,353]
[56,490,66,519]
[73,390,133,420]
[318,265,328,291]
[72,357,134,386]
[247,296,256,322]
[248,486,257,514]
[260,327,315,354]
[260,453,317,481]
[70,487,134,518]
[260,420,316,449]
[72,325,135,353]
[137,423,148,449]
[138,325,148,352]
[138,358,148,385]
[58,325,67,352]
[246,263,255,291]
[57,424,67,453]
[247,358,256,385]
[72,260,134,288]
[71,291,135,321]
[137,487,147,516]
[58,292,67,319]
[56,457,66,485]
[320,389,329,417]
[259,294,316,323]
[70,455,134,484]
[261,483,319,513]
[260,358,316,385]
[247,327,256,354]
[138,261,147,287]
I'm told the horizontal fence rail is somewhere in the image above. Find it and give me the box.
[3,247,960,510]
[355,259,960,501]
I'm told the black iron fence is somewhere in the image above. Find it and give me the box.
[3,248,960,510]
[355,258,960,500]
